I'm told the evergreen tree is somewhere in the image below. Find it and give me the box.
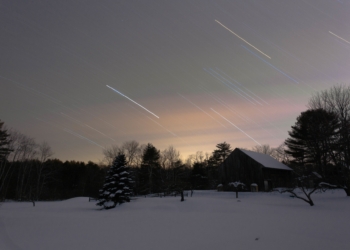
[285,109,340,175]
[205,142,232,188]
[190,162,208,189]
[97,154,133,209]
[138,143,161,194]
[212,142,232,166]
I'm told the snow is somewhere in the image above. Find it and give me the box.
[103,201,114,208]
[313,172,323,178]
[319,182,338,188]
[229,181,245,187]
[239,148,292,171]
[1,190,349,250]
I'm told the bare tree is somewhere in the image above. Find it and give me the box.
[160,146,181,187]
[103,140,141,167]
[134,143,147,167]
[184,154,194,168]
[167,146,181,184]
[251,143,291,163]
[308,85,350,164]
[0,130,39,200]
[102,145,122,166]
[14,134,38,201]
[192,151,203,163]
[0,130,38,200]
[0,130,55,202]
[308,85,350,195]
[0,124,12,199]
[277,186,318,206]
[120,140,140,166]
[275,168,342,206]
[185,151,209,167]
[163,146,180,168]
[251,144,276,156]
[35,142,54,201]
[159,150,167,169]
[273,143,291,163]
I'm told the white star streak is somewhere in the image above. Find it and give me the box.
[36,118,105,149]
[60,113,115,142]
[145,116,179,138]
[329,31,350,44]
[213,97,250,123]
[211,108,261,146]
[178,93,227,128]
[204,68,257,105]
[85,124,108,137]
[60,112,81,124]
[106,85,159,119]
[215,68,269,105]
[126,103,186,143]
[71,104,127,136]
[207,68,263,105]
[0,75,81,115]
[215,20,271,59]
[63,129,105,149]
[242,45,299,84]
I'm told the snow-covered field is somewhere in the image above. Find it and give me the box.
[1,190,349,250]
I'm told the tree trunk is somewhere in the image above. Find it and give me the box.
[344,188,350,196]
[285,188,316,206]
[307,196,314,206]
[180,190,184,202]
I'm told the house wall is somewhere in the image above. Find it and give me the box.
[262,168,292,188]
[219,149,292,191]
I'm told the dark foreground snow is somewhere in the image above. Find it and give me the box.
[1,190,349,250]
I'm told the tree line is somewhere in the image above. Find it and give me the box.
[0,120,235,201]
[0,126,105,201]
[102,141,234,195]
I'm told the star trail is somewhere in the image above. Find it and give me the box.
[0,0,349,162]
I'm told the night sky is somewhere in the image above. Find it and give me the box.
[1,0,350,162]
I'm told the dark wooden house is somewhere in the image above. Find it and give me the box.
[219,148,292,191]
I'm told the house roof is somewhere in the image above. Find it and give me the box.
[238,148,292,171]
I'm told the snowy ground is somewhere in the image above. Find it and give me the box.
[1,190,349,250]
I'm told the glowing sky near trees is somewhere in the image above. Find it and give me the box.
[1,0,349,162]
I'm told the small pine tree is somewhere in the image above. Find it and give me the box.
[97,153,133,209]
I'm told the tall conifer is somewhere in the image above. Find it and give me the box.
[97,153,133,209]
